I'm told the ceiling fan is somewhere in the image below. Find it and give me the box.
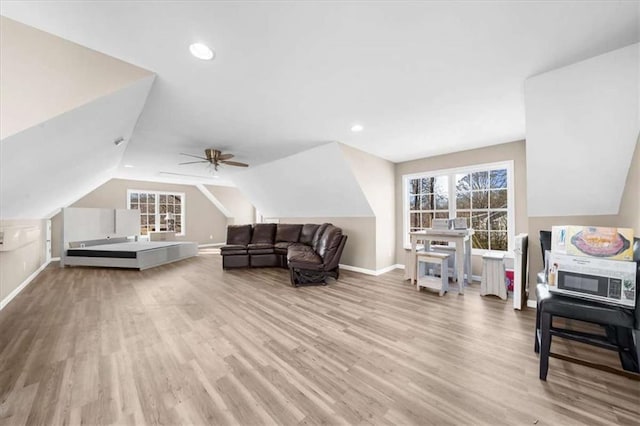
[179,148,249,171]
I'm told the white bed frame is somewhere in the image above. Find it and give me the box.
[61,207,198,269]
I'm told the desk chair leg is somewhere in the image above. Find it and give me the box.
[534,305,541,353]
[539,312,552,381]
[633,329,640,372]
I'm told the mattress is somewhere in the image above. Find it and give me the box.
[66,241,187,258]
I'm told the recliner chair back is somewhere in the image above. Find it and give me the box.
[633,237,639,330]
[227,225,252,245]
[314,225,342,260]
[323,235,348,272]
[540,230,551,265]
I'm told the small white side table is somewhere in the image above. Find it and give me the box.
[481,252,506,300]
[416,252,450,296]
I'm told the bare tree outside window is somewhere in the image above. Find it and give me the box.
[127,190,185,236]
[407,165,511,251]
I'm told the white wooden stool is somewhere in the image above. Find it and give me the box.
[481,252,507,300]
[416,251,450,296]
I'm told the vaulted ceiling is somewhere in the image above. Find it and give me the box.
[1,1,638,188]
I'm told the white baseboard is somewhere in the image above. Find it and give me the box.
[198,243,225,248]
[526,299,537,309]
[0,259,52,311]
[339,263,404,276]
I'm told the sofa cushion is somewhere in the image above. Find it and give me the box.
[248,243,274,254]
[299,224,320,245]
[274,241,294,254]
[221,244,247,252]
[312,223,331,249]
[220,244,248,255]
[248,243,273,250]
[287,247,323,270]
[276,224,302,243]
[251,223,277,244]
[226,225,252,246]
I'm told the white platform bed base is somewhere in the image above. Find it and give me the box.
[61,207,198,270]
[64,241,199,270]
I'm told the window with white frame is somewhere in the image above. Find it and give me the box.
[403,161,514,252]
[127,190,185,236]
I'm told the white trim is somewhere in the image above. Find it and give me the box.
[339,263,404,276]
[198,242,225,248]
[0,259,52,311]
[195,184,232,218]
[402,160,515,254]
[127,189,187,236]
[527,299,537,309]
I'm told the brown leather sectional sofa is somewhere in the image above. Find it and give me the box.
[220,223,347,286]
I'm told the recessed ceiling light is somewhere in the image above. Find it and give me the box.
[189,43,215,60]
[351,124,364,132]
[123,164,134,168]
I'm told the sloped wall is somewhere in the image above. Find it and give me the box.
[0,17,152,140]
[232,142,374,218]
[525,43,639,217]
[0,76,155,219]
[205,185,255,226]
[617,133,640,231]
[339,143,396,270]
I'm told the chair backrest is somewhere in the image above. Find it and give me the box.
[226,225,252,245]
[633,237,639,329]
[323,235,348,271]
[540,230,552,265]
[299,224,320,245]
[251,223,277,244]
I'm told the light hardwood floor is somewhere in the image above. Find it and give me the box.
[1,250,639,425]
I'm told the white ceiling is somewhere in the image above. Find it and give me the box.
[1,1,638,184]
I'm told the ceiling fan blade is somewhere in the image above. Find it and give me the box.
[220,160,249,167]
[179,160,209,165]
[180,153,208,160]
[218,153,234,160]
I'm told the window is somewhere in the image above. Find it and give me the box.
[403,161,514,252]
[127,190,185,236]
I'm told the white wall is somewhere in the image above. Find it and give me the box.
[232,142,374,218]
[525,43,639,217]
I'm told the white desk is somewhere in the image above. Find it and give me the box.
[409,229,474,294]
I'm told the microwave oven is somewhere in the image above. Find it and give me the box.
[547,252,637,308]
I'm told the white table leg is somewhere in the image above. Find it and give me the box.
[456,239,464,294]
[410,237,417,284]
[465,236,472,285]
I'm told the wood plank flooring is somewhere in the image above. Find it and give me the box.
[1,249,639,425]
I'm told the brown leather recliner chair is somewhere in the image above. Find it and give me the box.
[287,224,348,287]
[220,224,252,269]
